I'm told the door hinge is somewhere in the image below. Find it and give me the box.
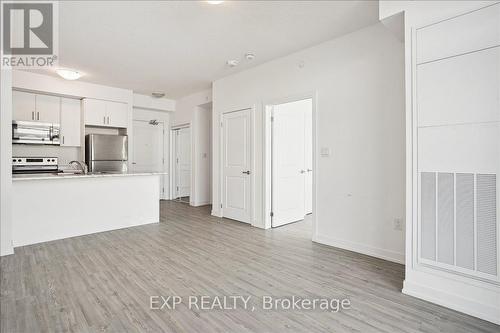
[271,116,274,122]
[220,121,223,127]
[220,204,223,208]
[176,157,179,163]
[162,158,165,164]
[270,212,274,217]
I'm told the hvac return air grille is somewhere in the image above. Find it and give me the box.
[420,172,498,281]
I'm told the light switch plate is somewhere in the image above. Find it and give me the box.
[320,147,330,157]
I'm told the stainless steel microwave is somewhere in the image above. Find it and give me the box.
[12,121,60,145]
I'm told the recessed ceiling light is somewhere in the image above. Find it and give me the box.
[56,68,83,80]
[207,1,224,4]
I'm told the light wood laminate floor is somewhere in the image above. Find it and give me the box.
[1,201,499,333]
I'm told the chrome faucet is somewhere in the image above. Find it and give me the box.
[69,161,88,174]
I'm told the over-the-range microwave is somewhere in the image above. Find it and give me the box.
[12,121,60,145]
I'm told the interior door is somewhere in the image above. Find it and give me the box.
[272,101,306,227]
[222,109,251,223]
[133,120,165,198]
[176,127,191,198]
[304,101,313,214]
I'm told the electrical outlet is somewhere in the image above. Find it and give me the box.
[393,218,403,231]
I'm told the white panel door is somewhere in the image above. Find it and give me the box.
[60,98,81,147]
[13,90,36,121]
[133,120,166,198]
[272,102,306,227]
[36,94,60,123]
[222,109,251,223]
[176,127,191,198]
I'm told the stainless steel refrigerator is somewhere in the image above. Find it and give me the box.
[85,134,128,173]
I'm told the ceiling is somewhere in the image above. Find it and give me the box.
[27,1,379,99]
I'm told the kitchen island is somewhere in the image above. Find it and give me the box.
[12,172,163,247]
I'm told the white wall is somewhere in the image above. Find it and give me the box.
[212,22,406,263]
[380,0,500,324]
[1,69,13,256]
[173,89,213,206]
[172,89,212,126]
[193,105,212,206]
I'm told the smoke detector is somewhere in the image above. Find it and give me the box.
[226,59,239,68]
[151,92,165,98]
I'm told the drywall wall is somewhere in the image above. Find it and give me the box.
[380,0,500,324]
[172,89,212,126]
[193,105,212,206]
[212,22,406,263]
[1,69,13,256]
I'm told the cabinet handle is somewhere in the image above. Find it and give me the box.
[103,116,106,125]
[32,111,35,120]
[107,116,110,125]
[37,112,40,121]
[62,136,65,145]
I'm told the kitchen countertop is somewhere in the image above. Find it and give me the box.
[12,172,167,181]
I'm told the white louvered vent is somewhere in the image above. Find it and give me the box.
[419,172,498,281]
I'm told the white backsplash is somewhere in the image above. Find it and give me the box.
[12,145,81,166]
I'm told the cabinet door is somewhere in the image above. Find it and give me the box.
[83,98,107,126]
[60,98,81,147]
[106,101,128,128]
[36,94,60,123]
[13,90,36,121]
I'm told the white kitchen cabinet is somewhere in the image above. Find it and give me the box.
[12,91,60,123]
[36,94,60,123]
[12,90,36,121]
[83,98,128,128]
[83,98,107,126]
[60,98,82,147]
[106,101,128,128]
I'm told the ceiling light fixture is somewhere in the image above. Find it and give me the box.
[56,68,83,80]
[152,92,165,98]
[207,1,224,4]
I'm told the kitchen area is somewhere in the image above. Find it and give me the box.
[7,70,172,248]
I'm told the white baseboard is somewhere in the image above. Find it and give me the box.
[192,201,211,207]
[313,234,405,264]
[403,279,500,325]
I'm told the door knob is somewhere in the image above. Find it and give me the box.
[242,170,251,175]
[307,169,312,172]
[300,170,306,174]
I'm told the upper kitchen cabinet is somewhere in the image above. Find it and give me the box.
[60,98,82,147]
[12,91,61,123]
[83,98,128,128]
[12,91,35,122]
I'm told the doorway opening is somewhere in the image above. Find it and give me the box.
[171,126,191,204]
[265,97,314,234]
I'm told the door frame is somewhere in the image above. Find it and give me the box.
[219,107,255,223]
[263,92,318,234]
[170,123,192,202]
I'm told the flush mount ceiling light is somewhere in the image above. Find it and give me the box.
[207,1,224,4]
[151,92,165,98]
[56,68,83,80]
